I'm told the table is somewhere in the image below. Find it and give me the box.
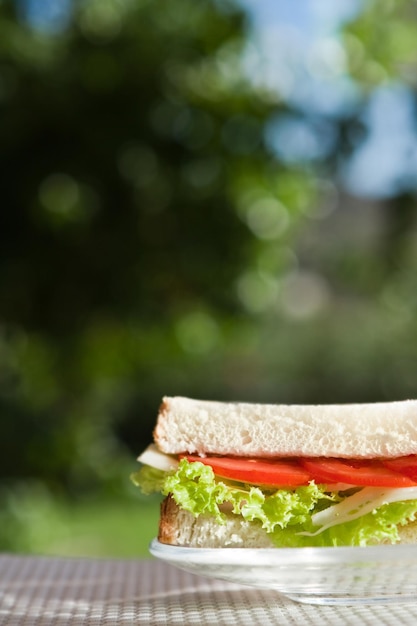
[0,554,416,625]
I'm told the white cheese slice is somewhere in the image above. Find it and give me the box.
[301,486,417,536]
[137,443,179,472]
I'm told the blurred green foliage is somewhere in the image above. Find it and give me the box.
[0,0,417,555]
[343,0,417,87]
[0,0,308,484]
[0,0,317,552]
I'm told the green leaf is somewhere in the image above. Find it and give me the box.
[162,459,233,523]
[130,466,167,495]
[136,459,417,547]
[159,458,333,533]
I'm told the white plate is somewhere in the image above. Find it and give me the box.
[150,539,417,605]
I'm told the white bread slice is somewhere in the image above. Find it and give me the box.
[154,397,417,459]
[158,496,417,547]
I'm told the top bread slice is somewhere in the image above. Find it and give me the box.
[154,396,417,459]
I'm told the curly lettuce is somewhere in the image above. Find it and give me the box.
[131,458,417,547]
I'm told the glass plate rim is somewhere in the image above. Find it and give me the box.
[150,538,417,565]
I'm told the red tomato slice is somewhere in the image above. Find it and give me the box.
[301,458,417,488]
[383,455,417,480]
[181,454,313,487]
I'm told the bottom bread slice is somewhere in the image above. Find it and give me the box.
[158,496,417,548]
[158,495,275,548]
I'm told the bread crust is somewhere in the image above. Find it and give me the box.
[155,396,417,459]
[158,495,186,544]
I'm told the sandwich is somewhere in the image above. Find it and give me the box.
[131,396,417,548]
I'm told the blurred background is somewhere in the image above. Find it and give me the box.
[1,0,417,557]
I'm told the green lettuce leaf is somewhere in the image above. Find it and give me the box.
[131,459,417,547]
[154,458,334,533]
[131,466,167,495]
[273,499,417,547]
[163,459,234,523]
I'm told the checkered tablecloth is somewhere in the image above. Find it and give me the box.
[0,554,416,625]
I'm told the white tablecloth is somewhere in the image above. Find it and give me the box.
[0,554,416,625]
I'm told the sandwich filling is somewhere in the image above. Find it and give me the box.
[132,444,417,547]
